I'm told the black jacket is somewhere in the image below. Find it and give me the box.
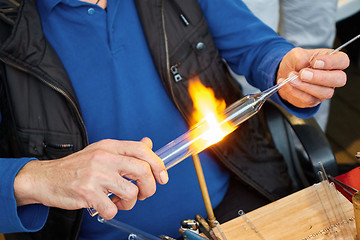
[0,0,292,239]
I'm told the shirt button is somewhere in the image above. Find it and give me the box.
[88,8,95,15]
[195,42,206,52]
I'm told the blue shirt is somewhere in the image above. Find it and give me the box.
[35,1,230,238]
[0,0,310,238]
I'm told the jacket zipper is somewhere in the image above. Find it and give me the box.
[169,0,190,26]
[170,63,183,82]
[161,0,187,119]
[0,57,89,147]
[44,142,74,149]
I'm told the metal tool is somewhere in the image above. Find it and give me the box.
[179,228,209,240]
[159,236,177,240]
[181,219,199,231]
[328,174,358,197]
[195,214,219,240]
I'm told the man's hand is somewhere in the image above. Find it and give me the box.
[13,138,168,220]
[277,47,350,108]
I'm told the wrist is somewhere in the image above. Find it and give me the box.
[14,160,41,206]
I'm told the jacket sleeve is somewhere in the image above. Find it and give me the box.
[197,0,319,119]
[0,158,49,233]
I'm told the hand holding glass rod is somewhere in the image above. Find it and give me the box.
[88,34,360,218]
[274,34,360,92]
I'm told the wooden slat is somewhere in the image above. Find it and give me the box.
[220,184,356,240]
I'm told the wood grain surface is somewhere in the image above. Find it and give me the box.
[220,183,356,240]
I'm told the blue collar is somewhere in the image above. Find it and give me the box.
[36,0,97,21]
[36,0,62,20]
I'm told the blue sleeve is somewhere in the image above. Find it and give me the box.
[197,0,319,118]
[0,158,49,233]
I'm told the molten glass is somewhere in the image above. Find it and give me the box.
[155,86,273,169]
[157,77,235,168]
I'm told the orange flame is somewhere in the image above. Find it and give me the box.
[188,77,235,149]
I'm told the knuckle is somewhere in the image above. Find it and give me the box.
[137,162,152,176]
[324,90,334,100]
[122,199,137,211]
[147,183,156,197]
[98,139,113,146]
[99,204,117,220]
[126,185,139,200]
[89,149,108,162]
[76,183,97,201]
[313,71,326,85]
[138,183,156,200]
[140,137,152,148]
[302,96,318,108]
[137,142,149,155]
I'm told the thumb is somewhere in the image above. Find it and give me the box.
[140,137,153,149]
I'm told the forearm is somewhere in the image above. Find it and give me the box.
[198,0,294,85]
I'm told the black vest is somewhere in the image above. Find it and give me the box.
[0,0,292,239]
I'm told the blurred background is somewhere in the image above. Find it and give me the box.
[240,0,360,175]
[327,9,360,174]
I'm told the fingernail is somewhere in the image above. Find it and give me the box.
[301,70,313,81]
[314,60,325,69]
[160,170,169,184]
